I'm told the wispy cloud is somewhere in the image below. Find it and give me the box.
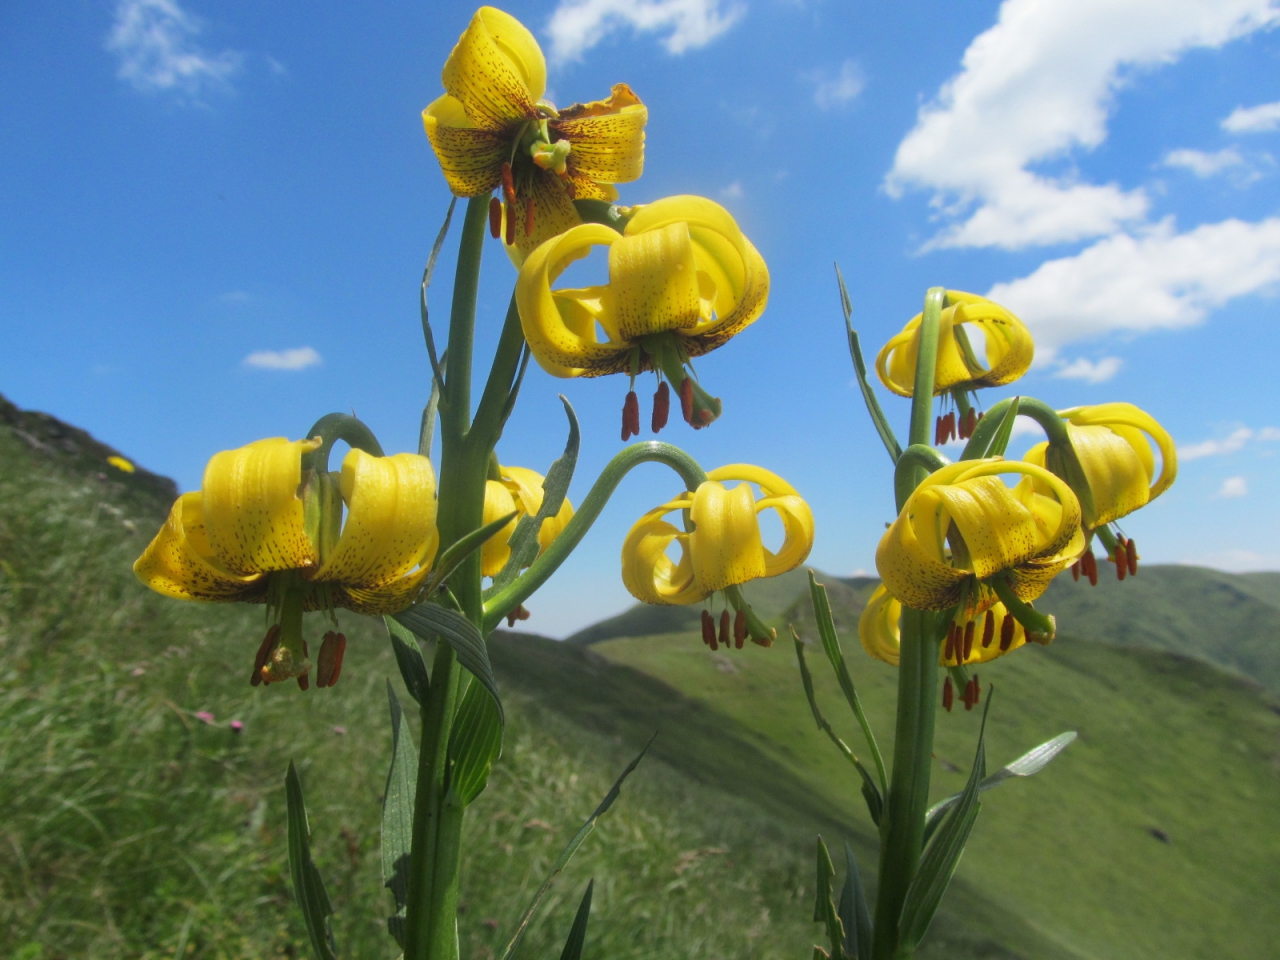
[1054,356,1122,383]
[987,217,1280,356]
[1216,475,1248,498]
[720,180,744,199]
[243,347,322,371]
[106,0,242,96]
[1222,100,1280,133]
[1181,426,1254,461]
[885,0,1279,251]
[1185,547,1280,570]
[809,60,864,111]
[545,0,743,65]
[1161,147,1247,178]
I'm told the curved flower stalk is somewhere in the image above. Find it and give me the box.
[621,464,813,645]
[423,7,646,260]
[876,291,1033,442]
[134,438,438,685]
[481,464,575,576]
[1022,403,1176,581]
[860,585,1033,669]
[875,458,1084,641]
[516,195,769,434]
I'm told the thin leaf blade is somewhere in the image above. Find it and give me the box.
[447,677,504,805]
[557,880,594,960]
[284,763,339,960]
[837,264,901,464]
[381,682,417,948]
[384,616,430,705]
[394,603,502,725]
[838,842,873,960]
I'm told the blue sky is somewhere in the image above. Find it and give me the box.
[3,0,1280,636]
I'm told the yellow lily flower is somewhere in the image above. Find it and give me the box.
[859,584,1032,668]
[1023,402,1176,531]
[621,465,813,644]
[134,438,439,685]
[875,291,1034,398]
[423,7,646,260]
[480,464,574,577]
[875,459,1084,637]
[516,195,769,432]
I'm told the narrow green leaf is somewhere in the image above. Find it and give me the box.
[384,616,429,705]
[394,602,502,725]
[898,692,993,950]
[838,842,872,960]
[812,836,847,960]
[424,510,519,598]
[497,734,655,960]
[380,682,417,948]
[794,636,882,825]
[962,395,1020,460]
[924,731,1076,840]
[447,676,503,805]
[488,395,580,596]
[419,198,456,394]
[557,880,594,960]
[837,264,901,464]
[807,572,887,794]
[284,763,338,960]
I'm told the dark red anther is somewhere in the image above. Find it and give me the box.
[935,415,945,446]
[504,202,516,246]
[947,412,957,443]
[524,196,535,237]
[517,605,531,621]
[981,610,995,648]
[943,623,956,663]
[507,608,519,627]
[1114,539,1127,581]
[1071,561,1080,581]
[679,377,695,425]
[1082,550,1098,587]
[971,674,980,706]
[733,607,747,647]
[942,676,954,712]
[652,380,670,433]
[1126,537,1138,576]
[317,632,347,688]
[251,624,280,687]
[701,609,716,647]
[296,671,310,691]
[963,620,975,661]
[1000,613,1015,651]
[719,609,731,649]
[621,390,640,440]
[500,161,516,205]
[962,678,974,711]
[488,197,502,238]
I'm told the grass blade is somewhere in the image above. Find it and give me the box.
[497,733,655,960]
[812,836,847,960]
[557,880,595,960]
[381,682,417,948]
[284,763,338,960]
[837,264,901,464]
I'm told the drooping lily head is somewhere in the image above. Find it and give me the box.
[134,438,439,687]
[516,195,769,435]
[480,463,574,578]
[620,464,813,646]
[860,584,1034,668]
[875,459,1084,641]
[876,291,1034,435]
[423,7,646,260]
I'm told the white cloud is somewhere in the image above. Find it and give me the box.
[243,347,322,371]
[810,60,865,110]
[1222,100,1280,133]
[106,0,242,96]
[1162,146,1247,177]
[1181,426,1254,460]
[1185,547,1280,570]
[1216,475,1249,497]
[720,180,744,199]
[986,217,1280,355]
[885,0,1280,250]
[1054,355,1123,383]
[545,0,743,64]
[1258,426,1280,441]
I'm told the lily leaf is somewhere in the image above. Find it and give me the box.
[838,842,872,960]
[557,880,595,960]
[384,616,430,706]
[447,676,504,806]
[424,510,519,599]
[393,603,502,726]
[380,683,417,948]
[812,836,847,960]
[488,395,580,597]
[961,395,1021,461]
[897,691,991,951]
[497,733,654,960]
[924,731,1077,843]
[284,763,339,960]
[837,264,901,464]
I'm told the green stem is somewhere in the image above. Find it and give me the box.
[908,288,946,450]
[960,396,1069,460]
[302,413,384,471]
[470,294,527,449]
[988,575,1056,643]
[871,607,942,960]
[893,444,949,513]
[440,196,489,444]
[482,441,706,634]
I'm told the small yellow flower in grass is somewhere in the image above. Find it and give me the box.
[134,438,438,687]
[876,459,1084,642]
[107,455,135,473]
[517,195,768,435]
[480,464,574,577]
[423,7,646,259]
[621,465,813,646]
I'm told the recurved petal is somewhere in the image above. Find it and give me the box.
[688,481,768,594]
[314,450,439,588]
[500,465,575,553]
[875,321,921,398]
[1062,402,1177,501]
[506,170,588,265]
[950,292,1034,387]
[1062,424,1151,527]
[441,7,542,129]
[134,493,267,602]
[331,566,433,616]
[859,586,902,666]
[706,464,813,578]
[609,221,704,341]
[423,95,508,196]
[621,498,703,605]
[481,480,519,577]
[556,83,647,184]
[202,438,319,576]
